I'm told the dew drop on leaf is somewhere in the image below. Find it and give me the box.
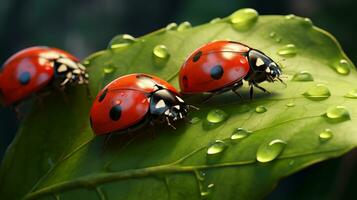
[324,106,350,122]
[277,44,297,57]
[231,128,252,140]
[344,89,357,99]
[291,71,314,81]
[201,183,215,197]
[207,140,227,155]
[331,59,351,75]
[229,8,259,31]
[165,22,178,31]
[285,14,296,20]
[319,129,333,141]
[210,17,221,24]
[269,32,276,38]
[206,109,228,124]
[108,34,136,49]
[286,102,295,107]
[256,139,287,163]
[303,84,331,101]
[275,37,282,43]
[177,21,191,31]
[152,44,170,67]
[255,105,267,113]
[103,65,116,74]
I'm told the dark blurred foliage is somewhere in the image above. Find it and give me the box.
[0,0,356,199]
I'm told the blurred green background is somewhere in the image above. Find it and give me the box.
[0,0,356,199]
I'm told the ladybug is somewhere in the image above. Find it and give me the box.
[90,73,194,135]
[179,40,283,100]
[0,46,89,106]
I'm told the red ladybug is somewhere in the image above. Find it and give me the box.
[179,40,283,99]
[90,73,193,135]
[0,46,89,106]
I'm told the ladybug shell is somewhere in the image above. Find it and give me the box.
[90,73,178,135]
[0,46,79,105]
[179,41,251,93]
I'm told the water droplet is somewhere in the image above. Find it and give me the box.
[331,59,350,75]
[277,44,297,57]
[231,128,252,140]
[292,71,314,81]
[285,14,296,20]
[303,18,313,27]
[275,37,282,43]
[344,89,357,99]
[236,104,251,113]
[207,140,227,155]
[206,109,228,124]
[152,44,170,67]
[319,129,333,141]
[165,22,178,31]
[103,65,116,74]
[289,160,295,166]
[269,32,276,38]
[286,102,295,107]
[324,105,350,122]
[210,17,221,24]
[190,117,201,124]
[230,8,259,31]
[303,84,331,101]
[256,139,287,163]
[201,183,215,197]
[255,105,267,113]
[108,34,136,49]
[177,21,191,31]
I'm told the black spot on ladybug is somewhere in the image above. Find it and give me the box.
[98,89,108,102]
[109,104,122,121]
[136,74,152,80]
[182,76,189,88]
[18,71,31,85]
[210,65,224,80]
[193,51,202,62]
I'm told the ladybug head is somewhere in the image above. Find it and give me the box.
[248,49,282,83]
[149,87,189,127]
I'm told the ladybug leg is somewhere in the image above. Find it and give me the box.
[249,84,254,100]
[166,117,177,130]
[232,81,243,99]
[188,105,199,111]
[85,84,94,100]
[12,103,24,120]
[58,87,70,104]
[253,83,271,94]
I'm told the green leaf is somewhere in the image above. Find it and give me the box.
[1,8,357,200]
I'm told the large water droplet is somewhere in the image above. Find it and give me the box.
[177,21,191,31]
[152,44,170,67]
[207,140,227,155]
[108,34,136,49]
[206,109,228,124]
[331,59,351,75]
[292,71,314,81]
[324,105,350,123]
[231,128,252,140]
[303,84,331,101]
[319,129,333,141]
[103,65,116,74]
[344,89,357,99]
[166,22,178,31]
[256,139,287,163]
[210,17,221,24]
[255,105,267,113]
[277,44,297,57]
[230,8,259,31]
